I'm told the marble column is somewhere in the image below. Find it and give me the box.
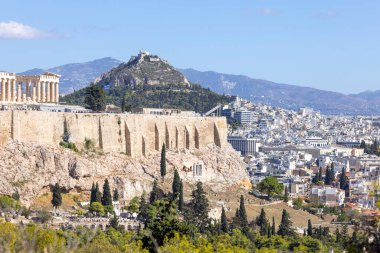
[41,81,46,102]
[50,82,55,102]
[46,81,51,102]
[17,83,22,102]
[11,79,16,102]
[0,79,4,101]
[31,85,36,102]
[26,81,30,100]
[55,82,59,103]
[5,79,9,101]
[36,81,41,102]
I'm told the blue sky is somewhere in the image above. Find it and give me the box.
[0,0,379,94]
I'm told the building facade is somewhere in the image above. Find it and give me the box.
[228,136,259,156]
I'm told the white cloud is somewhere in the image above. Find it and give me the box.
[258,8,276,16]
[0,21,49,39]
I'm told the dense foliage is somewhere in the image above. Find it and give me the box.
[61,83,232,113]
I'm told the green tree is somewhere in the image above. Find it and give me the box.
[160,143,166,178]
[172,169,181,197]
[95,182,102,203]
[139,192,148,220]
[149,179,164,204]
[102,179,113,207]
[186,181,210,232]
[84,84,106,112]
[84,84,106,111]
[109,213,120,230]
[90,182,96,204]
[127,197,140,213]
[113,188,119,201]
[318,167,323,182]
[238,195,248,227]
[256,208,269,236]
[293,197,303,210]
[221,206,228,233]
[178,180,184,211]
[307,219,313,237]
[324,167,333,185]
[271,216,276,236]
[284,186,289,202]
[277,209,294,237]
[51,183,62,210]
[256,176,284,198]
[89,202,104,216]
[339,167,349,194]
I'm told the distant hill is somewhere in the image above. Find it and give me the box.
[179,68,380,115]
[19,57,122,94]
[61,52,231,113]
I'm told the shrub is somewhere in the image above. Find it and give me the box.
[0,195,21,211]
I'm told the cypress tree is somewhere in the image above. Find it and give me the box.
[90,182,96,204]
[149,179,163,204]
[271,216,276,235]
[325,167,335,185]
[335,228,341,243]
[307,219,313,236]
[51,183,62,210]
[239,195,248,226]
[284,186,289,202]
[278,209,294,237]
[221,206,228,233]
[138,192,148,220]
[95,182,102,203]
[160,143,166,178]
[318,167,323,182]
[339,167,349,191]
[113,188,119,201]
[102,179,112,206]
[178,180,184,211]
[172,169,181,197]
[267,225,271,237]
[257,208,268,235]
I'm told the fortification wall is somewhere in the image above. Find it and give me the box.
[0,111,227,157]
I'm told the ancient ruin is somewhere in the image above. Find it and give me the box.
[0,72,60,103]
[0,111,227,157]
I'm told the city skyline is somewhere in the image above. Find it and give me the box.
[0,0,379,94]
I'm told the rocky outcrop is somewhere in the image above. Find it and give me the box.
[0,140,249,205]
[95,51,191,88]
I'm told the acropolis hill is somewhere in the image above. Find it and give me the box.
[0,110,227,157]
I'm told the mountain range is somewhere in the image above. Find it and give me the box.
[20,57,380,115]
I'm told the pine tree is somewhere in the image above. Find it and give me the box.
[95,182,102,203]
[149,179,163,204]
[277,209,294,237]
[239,195,248,226]
[186,181,210,231]
[307,219,313,237]
[178,180,184,211]
[221,206,228,233]
[109,213,119,230]
[51,183,62,210]
[172,169,181,197]
[102,179,112,206]
[271,216,276,235]
[160,143,166,178]
[113,188,119,201]
[90,182,96,204]
[284,186,289,202]
[138,192,148,220]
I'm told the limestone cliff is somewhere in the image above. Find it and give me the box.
[0,140,249,205]
[95,51,191,88]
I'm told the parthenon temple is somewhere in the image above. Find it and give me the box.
[0,72,60,103]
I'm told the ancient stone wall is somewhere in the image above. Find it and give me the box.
[0,111,227,157]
